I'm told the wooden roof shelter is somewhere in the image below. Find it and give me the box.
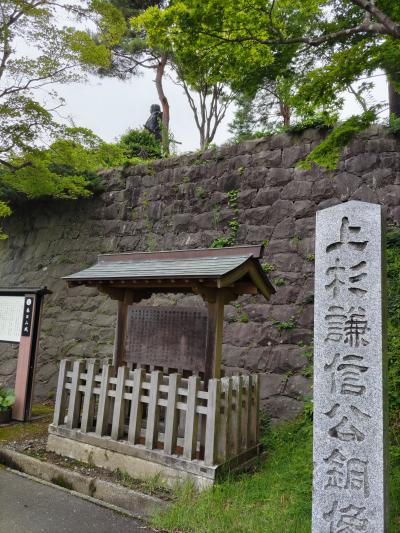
[64,245,274,381]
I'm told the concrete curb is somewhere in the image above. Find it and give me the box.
[0,448,169,520]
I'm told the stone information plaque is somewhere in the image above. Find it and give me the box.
[0,295,25,343]
[312,201,387,532]
[125,306,208,373]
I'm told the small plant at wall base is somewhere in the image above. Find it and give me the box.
[0,387,15,423]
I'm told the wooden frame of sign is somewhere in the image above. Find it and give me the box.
[65,245,275,383]
[0,287,51,422]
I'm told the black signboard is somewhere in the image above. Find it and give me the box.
[125,306,208,373]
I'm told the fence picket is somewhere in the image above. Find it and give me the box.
[80,361,99,433]
[204,379,220,466]
[66,360,83,429]
[164,373,180,455]
[145,371,162,449]
[241,375,250,451]
[250,374,260,445]
[217,377,232,462]
[183,375,200,460]
[128,368,145,444]
[111,366,129,440]
[95,364,115,436]
[53,359,70,426]
[231,375,242,456]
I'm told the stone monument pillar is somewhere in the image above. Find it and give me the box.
[312,201,388,532]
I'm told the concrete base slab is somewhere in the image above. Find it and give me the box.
[0,447,168,519]
[47,433,214,491]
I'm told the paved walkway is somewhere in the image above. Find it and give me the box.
[0,468,154,533]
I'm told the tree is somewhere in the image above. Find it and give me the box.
[96,1,173,155]
[0,0,126,233]
[0,127,125,238]
[0,1,126,163]
[132,6,269,150]
[145,0,400,167]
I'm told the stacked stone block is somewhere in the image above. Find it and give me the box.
[0,126,399,422]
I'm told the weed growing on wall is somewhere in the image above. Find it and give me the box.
[211,189,240,248]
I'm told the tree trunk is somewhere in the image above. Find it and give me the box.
[279,101,291,127]
[155,55,170,156]
[388,80,400,118]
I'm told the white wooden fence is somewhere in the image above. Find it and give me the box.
[52,359,260,467]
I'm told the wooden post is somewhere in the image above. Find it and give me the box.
[13,293,44,421]
[112,296,129,367]
[204,290,225,382]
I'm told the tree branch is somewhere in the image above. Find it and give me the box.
[0,159,32,171]
[349,0,400,37]
[200,14,400,48]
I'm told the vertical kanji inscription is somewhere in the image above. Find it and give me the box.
[312,201,387,533]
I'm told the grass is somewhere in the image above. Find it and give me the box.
[152,415,400,533]
[153,417,313,533]
[0,403,52,444]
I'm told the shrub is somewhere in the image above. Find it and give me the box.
[119,128,161,160]
[0,387,15,411]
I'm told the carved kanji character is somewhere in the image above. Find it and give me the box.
[324,354,368,396]
[326,217,368,254]
[324,501,369,532]
[323,449,370,497]
[324,404,371,443]
[325,307,370,346]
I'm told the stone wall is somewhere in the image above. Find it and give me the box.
[0,126,399,422]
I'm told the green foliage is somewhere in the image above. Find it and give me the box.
[261,262,275,273]
[387,227,400,427]
[283,113,334,134]
[211,189,240,248]
[239,313,249,324]
[272,318,297,331]
[0,387,15,412]
[152,415,313,533]
[195,187,207,199]
[298,111,376,170]
[0,129,126,237]
[0,1,126,162]
[389,113,400,136]
[0,1,127,234]
[139,0,400,167]
[118,128,162,159]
